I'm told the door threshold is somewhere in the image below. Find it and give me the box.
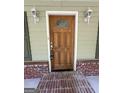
[51,69,73,72]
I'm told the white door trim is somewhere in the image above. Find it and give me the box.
[46,11,78,72]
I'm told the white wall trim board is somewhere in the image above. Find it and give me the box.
[46,11,78,72]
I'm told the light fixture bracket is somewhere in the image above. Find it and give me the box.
[84,8,93,24]
[31,7,40,24]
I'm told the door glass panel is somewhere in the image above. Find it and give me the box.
[56,19,69,28]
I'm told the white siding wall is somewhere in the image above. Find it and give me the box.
[24,0,99,60]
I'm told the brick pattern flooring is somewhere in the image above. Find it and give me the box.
[37,71,95,93]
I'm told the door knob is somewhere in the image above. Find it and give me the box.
[50,42,53,48]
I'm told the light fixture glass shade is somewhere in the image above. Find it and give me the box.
[84,8,93,24]
[31,7,40,24]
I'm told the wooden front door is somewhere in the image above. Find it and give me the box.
[49,15,75,71]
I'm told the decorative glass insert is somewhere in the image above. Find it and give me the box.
[56,19,69,28]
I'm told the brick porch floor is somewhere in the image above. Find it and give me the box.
[37,71,95,93]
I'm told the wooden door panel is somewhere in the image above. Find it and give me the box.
[60,51,64,65]
[54,52,59,64]
[67,50,71,64]
[60,32,64,47]
[49,16,75,71]
[53,33,59,48]
[66,33,71,47]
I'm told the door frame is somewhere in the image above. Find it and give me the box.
[46,11,78,72]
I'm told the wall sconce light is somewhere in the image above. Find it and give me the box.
[31,7,40,24]
[84,8,93,24]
